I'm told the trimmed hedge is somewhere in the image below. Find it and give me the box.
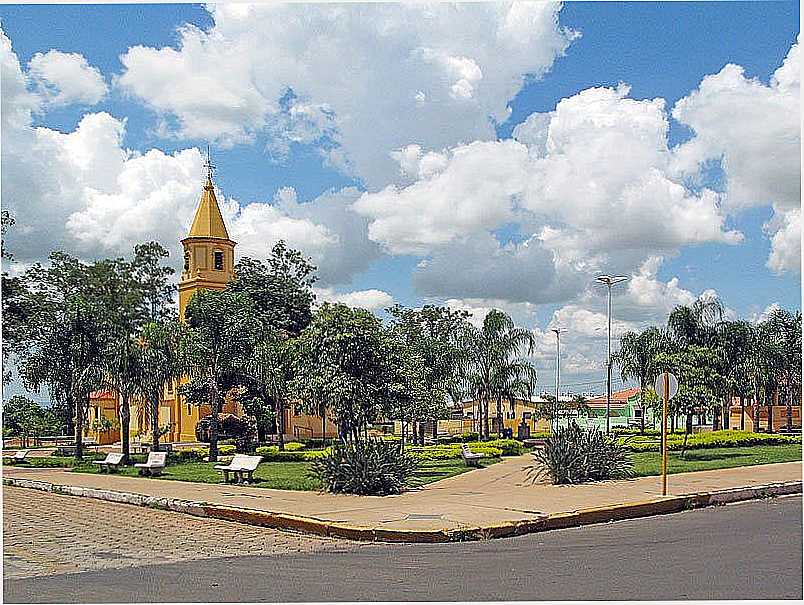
[621,430,801,452]
[254,445,330,461]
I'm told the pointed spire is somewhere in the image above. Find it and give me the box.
[187,146,230,240]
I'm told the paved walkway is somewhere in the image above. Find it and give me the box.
[4,457,801,533]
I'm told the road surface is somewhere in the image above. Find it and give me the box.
[4,487,801,602]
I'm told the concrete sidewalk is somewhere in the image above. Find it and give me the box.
[4,456,801,541]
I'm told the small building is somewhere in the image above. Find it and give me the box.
[579,387,645,431]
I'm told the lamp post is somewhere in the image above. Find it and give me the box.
[595,274,629,433]
[550,327,566,431]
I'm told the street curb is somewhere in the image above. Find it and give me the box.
[4,476,801,543]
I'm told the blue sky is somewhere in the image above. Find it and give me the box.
[1,2,800,393]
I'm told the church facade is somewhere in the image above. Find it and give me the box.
[87,169,337,446]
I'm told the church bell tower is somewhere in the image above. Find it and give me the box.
[178,153,236,320]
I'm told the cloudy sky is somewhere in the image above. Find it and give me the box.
[1,1,800,396]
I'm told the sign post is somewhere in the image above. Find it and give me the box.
[654,371,678,496]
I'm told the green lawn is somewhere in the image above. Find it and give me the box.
[630,444,802,476]
[68,456,498,491]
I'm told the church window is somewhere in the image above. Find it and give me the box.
[213,250,224,271]
[184,252,190,272]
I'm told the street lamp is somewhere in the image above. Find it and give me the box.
[550,327,566,431]
[595,274,629,433]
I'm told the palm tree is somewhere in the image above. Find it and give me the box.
[247,332,295,450]
[613,326,664,434]
[460,310,537,439]
[102,336,145,464]
[667,298,724,348]
[765,309,802,431]
[714,320,753,430]
[747,320,783,433]
[138,320,187,452]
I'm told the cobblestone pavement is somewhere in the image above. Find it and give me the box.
[3,486,360,580]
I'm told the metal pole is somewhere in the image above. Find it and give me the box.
[555,331,561,430]
[606,284,612,434]
[662,371,669,496]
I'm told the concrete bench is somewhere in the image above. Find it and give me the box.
[134,451,167,476]
[460,444,484,467]
[4,450,29,465]
[93,452,124,473]
[215,454,262,484]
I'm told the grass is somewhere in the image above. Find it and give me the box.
[630,444,802,477]
[67,456,499,491]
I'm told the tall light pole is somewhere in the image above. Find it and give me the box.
[595,274,629,433]
[550,327,566,431]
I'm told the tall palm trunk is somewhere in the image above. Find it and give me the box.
[786,384,793,431]
[639,378,646,434]
[739,395,745,430]
[150,390,161,451]
[483,398,490,440]
[73,393,84,460]
[120,393,131,464]
[722,393,730,430]
[496,395,504,438]
[208,373,220,462]
[767,389,777,433]
[276,398,285,450]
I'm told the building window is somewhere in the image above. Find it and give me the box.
[184,252,190,272]
[213,250,224,270]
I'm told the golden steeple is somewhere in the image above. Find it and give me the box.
[178,147,236,320]
[187,155,230,240]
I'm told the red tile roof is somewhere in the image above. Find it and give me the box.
[89,390,116,400]
[586,387,641,407]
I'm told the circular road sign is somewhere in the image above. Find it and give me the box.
[654,372,679,400]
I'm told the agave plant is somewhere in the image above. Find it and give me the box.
[529,423,632,485]
[311,438,416,495]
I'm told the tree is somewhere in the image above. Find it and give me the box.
[102,337,145,464]
[667,297,724,348]
[746,320,784,433]
[3,395,54,447]
[654,346,724,456]
[765,309,802,431]
[292,303,396,442]
[244,332,297,450]
[1,211,33,385]
[227,241,317,335]
[387,304,470,445]
[130,241,177,323]
[183,290,262,461]
[714,320,753,430]
[613,326,665,434]
[18,296,108,459]
[460,310,538,439]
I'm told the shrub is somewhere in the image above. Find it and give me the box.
[531,424,632,484]
[460,431,479,442]
[255,445,330,461]
[311,438,416,495]
[620,430,800,452]
[481,438,524,455]
[284,442,306,451]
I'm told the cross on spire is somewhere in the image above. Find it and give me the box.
[203,143,216,181]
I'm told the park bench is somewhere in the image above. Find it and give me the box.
[460,444,484,467]
[4,450,29,465]
[134,451,167,476]
[215,454,262,484]
[93,452,124,473]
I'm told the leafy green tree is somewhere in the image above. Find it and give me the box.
[101,338,145,464]
[613,326,665,434]
[130,241,177,322]
[459,310,537,439]
[765,308,802,431]
[18,297,108,459]
[387,304,470,445]
[654,346,724,456]
[292,303,396,441]
[667,298,724,348]
[227,241,317,335]
[183,290,262,461]
[243,332,297,449]
[747,319,784,433]
[1,211,33,385]
[3,395,47,447]
[714,320,753,430]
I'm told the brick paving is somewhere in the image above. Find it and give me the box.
[2,486,360,580]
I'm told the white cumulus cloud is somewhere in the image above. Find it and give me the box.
[28,49,107,106]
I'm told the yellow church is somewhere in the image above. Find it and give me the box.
[87,167,338,446]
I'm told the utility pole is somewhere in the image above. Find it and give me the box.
[595,274,629,433]
[550,327,566,431]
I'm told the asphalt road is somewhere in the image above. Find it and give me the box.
[5,496,801,602]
